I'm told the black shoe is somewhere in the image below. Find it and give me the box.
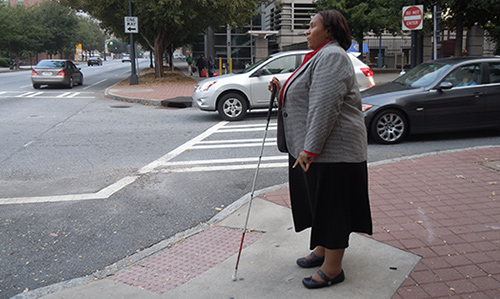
[296,252,325,268]
[302,269,345,289]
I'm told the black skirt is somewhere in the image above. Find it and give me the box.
[288,155,373,250]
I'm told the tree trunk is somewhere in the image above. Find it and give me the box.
[154,30,167,78]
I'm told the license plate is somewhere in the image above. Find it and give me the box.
[42,72,52,76]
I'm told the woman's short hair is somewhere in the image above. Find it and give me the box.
[318,10,352,51]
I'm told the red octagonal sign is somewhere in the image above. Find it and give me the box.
[402,5,423,30]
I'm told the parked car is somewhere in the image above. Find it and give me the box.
[192,50,375,121]
[173,53,186,60]
[361,57,500,144]
[122,54,131,62]
[31,59,83,89]
[87,57,102,66]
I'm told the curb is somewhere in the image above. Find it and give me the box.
[104,87,162,107]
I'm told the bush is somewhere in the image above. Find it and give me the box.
[0,58,10,68]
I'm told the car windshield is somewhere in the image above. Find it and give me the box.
[36,60,66,68]
[241,56,274,73]
[394,62,451,88]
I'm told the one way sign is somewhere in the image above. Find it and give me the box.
[124,16,138,33]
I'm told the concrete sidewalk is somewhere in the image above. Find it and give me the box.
[16,146,500,299]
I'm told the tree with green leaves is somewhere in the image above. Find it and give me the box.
[315,0,499,58]
[107,39,127,55]
[29,1,79,58]
[75,16,107,57]
[314,0,402,53]
[60,0,261,77]
[0,5,25,66]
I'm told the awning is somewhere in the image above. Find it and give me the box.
[347,43,369,53]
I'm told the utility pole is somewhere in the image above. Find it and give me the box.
[410,0,418,68]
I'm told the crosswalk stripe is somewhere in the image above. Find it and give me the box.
[158,162,287,173]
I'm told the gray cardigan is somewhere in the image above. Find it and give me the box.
[281,42,367,163]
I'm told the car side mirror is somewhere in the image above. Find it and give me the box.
[251,69,267,77]
[438,81,453,90]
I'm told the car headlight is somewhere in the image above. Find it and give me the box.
[362,104,373,112]
[199,81,217,91]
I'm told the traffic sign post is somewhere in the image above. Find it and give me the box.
[402,5,423,31]
[126,0,138,85]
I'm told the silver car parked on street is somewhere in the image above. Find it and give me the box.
[31,59,83,89]
[192,50,375,121]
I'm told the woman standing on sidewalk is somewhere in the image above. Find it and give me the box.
[269,9,372,289]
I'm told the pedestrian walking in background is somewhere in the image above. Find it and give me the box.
[208,56,215,77]
[187,54,194,76]
[269,9,372,289]
[196,54,206,77]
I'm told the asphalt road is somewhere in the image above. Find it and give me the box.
[0,62,499,298]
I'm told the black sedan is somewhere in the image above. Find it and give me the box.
[87,57,102,66]
[362,57,500,144]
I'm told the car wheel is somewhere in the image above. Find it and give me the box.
[33,84,41,89]
[217,93,248,121]
[370,109,407,144]
[68,77,74,89]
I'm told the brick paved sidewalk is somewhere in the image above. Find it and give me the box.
[264,146,500,298]
[106,84,197,107]
[105,64,204,107]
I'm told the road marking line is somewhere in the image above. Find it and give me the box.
[24,141,35,147]
[57,92,71,98]
[27,92,44,97]
[16,91,36,97]
[0,176,138,205]
[83,78,107,90]
[158,162,287,173]
[197,138,277,144]
[138,121,228,174]
[223,123,276,128]
[164,156,286,166]
[216,126,276,133]
[1,120,276,205]
[189,142,275,150]
[67,92,80,98]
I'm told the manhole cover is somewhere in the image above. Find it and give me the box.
[110,105,131,109]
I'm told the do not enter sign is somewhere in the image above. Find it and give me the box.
[402,5,423,30]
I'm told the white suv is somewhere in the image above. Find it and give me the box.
[192,50,375,121]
